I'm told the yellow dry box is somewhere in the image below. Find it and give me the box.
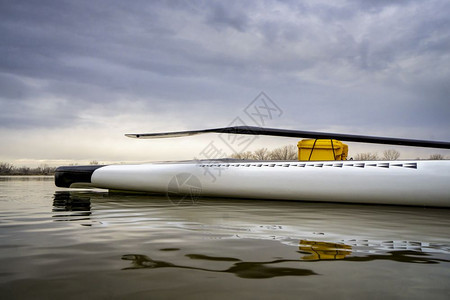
[298,139,348,161]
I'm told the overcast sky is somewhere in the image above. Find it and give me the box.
[1,0,449,166]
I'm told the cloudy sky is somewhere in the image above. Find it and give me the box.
[1,0,449,166]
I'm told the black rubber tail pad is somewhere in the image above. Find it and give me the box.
[55,165,106,187]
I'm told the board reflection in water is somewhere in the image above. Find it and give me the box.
[40,189,450,298]
[2,176,450,299]
[53,191,450,263]
[52,191,92,223]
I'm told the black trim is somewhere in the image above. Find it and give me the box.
[55,165,105,188]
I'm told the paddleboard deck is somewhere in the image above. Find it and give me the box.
[55,159,450,207]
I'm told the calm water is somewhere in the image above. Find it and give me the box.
[0,176,449,299]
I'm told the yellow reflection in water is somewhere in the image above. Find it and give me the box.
[299,240,352,260]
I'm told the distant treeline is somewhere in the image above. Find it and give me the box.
[0,162,56,175]
[230,145,446,161]
[1,150,446,176]
[230,145,298,160]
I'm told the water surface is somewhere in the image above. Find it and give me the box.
[0,176,449,299]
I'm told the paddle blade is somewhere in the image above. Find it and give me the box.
[125,126,450,149]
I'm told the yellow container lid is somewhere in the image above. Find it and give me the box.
[298,139,345,150]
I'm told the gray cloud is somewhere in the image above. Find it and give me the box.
[0,0,449,160]
[205,2,250,32]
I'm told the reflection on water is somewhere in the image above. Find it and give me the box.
[0,176,53,182]
[52,191,92,223]
[120,242,449,279]
[1,177,449,299]
[53,191,91,212]
[343,250,450,264]
[122,253,316,279]
[299,240,352,260]
[51,191,450,271]
[298,240,450,264]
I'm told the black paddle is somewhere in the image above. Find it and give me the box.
[126,126,450,149]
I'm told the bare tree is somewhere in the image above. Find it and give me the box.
[269,145,298,160]
[253,148,270,160]
[0,162,13,174]
[429,154,444,160]
[354,152,379,161]
[17,167,30,175]
[38,164,52,175]
[230,151,255,160]
[383,149,400,160]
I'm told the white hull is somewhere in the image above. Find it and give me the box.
[85,160,450,207]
